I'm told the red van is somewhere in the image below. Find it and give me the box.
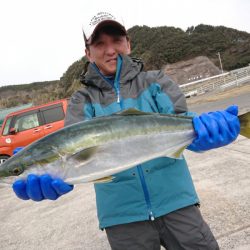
[0,99,68,164]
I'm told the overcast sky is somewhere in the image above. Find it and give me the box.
[0,0,249,87]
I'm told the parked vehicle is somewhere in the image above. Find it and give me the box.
[0,99,68,164]
[0,103,33,127]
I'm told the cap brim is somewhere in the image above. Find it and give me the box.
[86,20,127,45]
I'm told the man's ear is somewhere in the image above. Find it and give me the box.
[126,39,131,55]
[85,48,91,62]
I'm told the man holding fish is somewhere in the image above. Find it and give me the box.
[12,11,242,250]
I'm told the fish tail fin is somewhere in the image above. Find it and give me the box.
[239,111,250,139]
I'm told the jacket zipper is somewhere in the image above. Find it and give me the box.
[91,57,153,219]
[114,55,122,104]
[116,88,120,103]
[137,165,155,221]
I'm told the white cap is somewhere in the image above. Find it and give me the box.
[83,11,127,45]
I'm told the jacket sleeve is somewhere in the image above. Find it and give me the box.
[145,70,190,115]
[64,89,94,127]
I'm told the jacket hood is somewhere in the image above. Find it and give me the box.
[80,55,143,90]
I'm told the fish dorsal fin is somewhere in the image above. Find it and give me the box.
[117,108,152,116]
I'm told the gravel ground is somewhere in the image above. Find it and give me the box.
[0,84,250,250]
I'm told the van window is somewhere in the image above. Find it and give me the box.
[14,113,39,132]
[2,117,12,135]
[42,105,65,124]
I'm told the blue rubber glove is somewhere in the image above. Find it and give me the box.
[12,174,73,201]
[188,105,240,152]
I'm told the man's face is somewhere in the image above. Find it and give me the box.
[85,33,131,75]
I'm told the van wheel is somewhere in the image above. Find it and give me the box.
[0,156,10,165]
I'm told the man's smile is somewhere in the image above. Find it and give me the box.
[106,58,117,63]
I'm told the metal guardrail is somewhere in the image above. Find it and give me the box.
[180,65,250,98]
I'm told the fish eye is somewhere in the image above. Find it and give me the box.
[11,167,23,176]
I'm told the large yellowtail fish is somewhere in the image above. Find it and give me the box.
[0,109,249,185]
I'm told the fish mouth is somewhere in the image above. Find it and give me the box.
[0,176,17,187]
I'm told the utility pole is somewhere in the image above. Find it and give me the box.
[217,52,224,74]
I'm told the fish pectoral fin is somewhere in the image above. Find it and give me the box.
[171,145,187,159]
[70,146,98,162]
[93,176,115,184]
[116,108,152,116]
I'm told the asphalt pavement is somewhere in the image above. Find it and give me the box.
[0,88,249,250]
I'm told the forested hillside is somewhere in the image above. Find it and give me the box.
[1,24,250,108]
[0,81,61,108]
[129,24,250,70]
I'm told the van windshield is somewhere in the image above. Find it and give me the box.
[3,117,12,136]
